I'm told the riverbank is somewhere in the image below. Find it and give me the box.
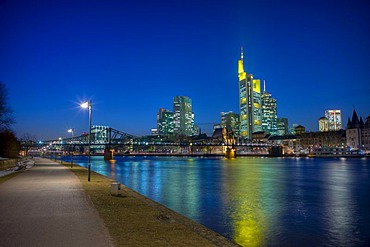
[62,161,239,246]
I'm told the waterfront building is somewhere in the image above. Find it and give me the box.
[220,111,240,137]
[238,47,262,140]
[261,80,277,135]
[157,108,174,137]
[91,125,110,144]
[318,117,329,132]
[346,109,370,151]
[325,110,342,130]
[297,130,346,152]
[173,96,195,136]
[277,118,288,135]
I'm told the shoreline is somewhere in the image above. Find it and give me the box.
[63,161,240,246]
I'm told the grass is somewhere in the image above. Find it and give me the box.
[61,162,238,247]
[0,172,21,184]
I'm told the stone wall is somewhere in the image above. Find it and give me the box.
[0,159,17,170]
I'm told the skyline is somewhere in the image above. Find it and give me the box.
[1,0,369,140]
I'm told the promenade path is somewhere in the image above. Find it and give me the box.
[0,157,113,247]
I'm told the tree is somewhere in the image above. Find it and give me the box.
[0,81,15,131]
[0,130,20,158]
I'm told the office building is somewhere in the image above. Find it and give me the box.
[318,117,329,132]
[325,110,342,130]
[173,96,195,136]
[261,80,277,135]
[157,108,174,137]
[238,47,262,140]
[221,111,240,136]
[277,118,288,135]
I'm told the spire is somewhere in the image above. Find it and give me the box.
[351,109,360,128]
[238,46,246,76]
[263,80,266,92]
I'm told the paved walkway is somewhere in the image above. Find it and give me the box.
[0,157,113,247]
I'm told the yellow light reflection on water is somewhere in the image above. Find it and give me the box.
[225,158,282,247]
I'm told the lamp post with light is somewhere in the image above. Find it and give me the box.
[68,128,74,168]
[80,100,92,182]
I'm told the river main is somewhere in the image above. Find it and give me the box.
[61,155,370,246]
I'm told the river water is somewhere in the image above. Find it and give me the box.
[60,155,370,246]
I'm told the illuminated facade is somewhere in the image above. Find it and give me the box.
[173,96,194,136]
[238,48,262,140]
[261,81,277,135]
[91,125,109,144]
[157,108,174,137]
[220,111,240,136]
[325,110,342,130]
[277,118,288,135]
[318,117,329,132]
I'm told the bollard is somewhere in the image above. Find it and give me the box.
[110,182,122,196]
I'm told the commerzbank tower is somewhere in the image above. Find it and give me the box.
[238,47,262,140]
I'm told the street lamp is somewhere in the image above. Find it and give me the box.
[80,100,92,181]
[68,128,74,168]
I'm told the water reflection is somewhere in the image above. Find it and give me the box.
[324,160,359,246]
[63,156,370,246]
[224,158,283,246]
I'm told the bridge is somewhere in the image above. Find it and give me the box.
[21,127,283,159]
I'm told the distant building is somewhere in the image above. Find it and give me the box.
[297,130,346,151]
[325,110,342,130]
[261,80,277,135]
[220,111,240,137]
[157,108,174,137]
[91,125,109,144]
[294,125,305,135]
[238,47,262,140]
[346,109,370,151]
[151,128,158,136]
[173,96,195,136]
[277,118,288,136]
[318,117,329,132]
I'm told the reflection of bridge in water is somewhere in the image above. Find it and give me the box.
[23,127,283,158]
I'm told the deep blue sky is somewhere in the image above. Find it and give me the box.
[1,0,369,140]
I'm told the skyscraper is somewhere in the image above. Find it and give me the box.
[277,118,288,135]
[220,111,240,136]
[325,110,342,130]
[173,96,194,136]
[261,80,277,135]
[238,47,262,140]
[157,108,174,137]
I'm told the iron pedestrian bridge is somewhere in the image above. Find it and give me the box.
[22,127,283,157]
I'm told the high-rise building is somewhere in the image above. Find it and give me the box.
[261,80,277,135]
[220,111,240,136]
[173,96,194,136]
[238,47,262,140]
[318,117,329,132]
[277,118,288,135]
[325,110,342,130]
[157,108,174,137]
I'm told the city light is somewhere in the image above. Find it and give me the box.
[80,100,92,182]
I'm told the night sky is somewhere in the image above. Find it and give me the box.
[1,0,369,140]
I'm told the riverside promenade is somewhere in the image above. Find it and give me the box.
[0,157,239,247]
[0,157,113,247]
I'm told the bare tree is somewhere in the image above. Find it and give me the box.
[0,82,15,131]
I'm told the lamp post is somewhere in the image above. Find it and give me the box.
[68,128,74,168]
[80,100,92,181]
